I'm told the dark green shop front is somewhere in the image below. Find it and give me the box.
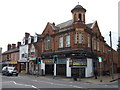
[56,58,66,76]
[44,58,66,76]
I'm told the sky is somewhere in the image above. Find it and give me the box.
[0,0,119,52]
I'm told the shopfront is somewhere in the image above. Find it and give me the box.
[43,59,54,75]
[56,58,66,76]
[18,59,28,73]
[70,58,93,78]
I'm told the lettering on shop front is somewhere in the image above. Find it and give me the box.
[70,59,87,66]
[43,59,53,63]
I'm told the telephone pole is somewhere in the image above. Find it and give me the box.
[109,31,114,79]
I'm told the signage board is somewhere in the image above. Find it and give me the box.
[43,59,53,63]
[98,57,102,62]
[69,59,87,67]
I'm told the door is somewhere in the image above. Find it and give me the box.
[79,68,85,78]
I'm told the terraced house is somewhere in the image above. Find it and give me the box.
[2,42,21,70]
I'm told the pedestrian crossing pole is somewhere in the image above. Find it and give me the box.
[98,57,102,82]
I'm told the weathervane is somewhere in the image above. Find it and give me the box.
[78,0,80,5]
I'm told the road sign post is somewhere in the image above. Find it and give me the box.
[98,57,102,82]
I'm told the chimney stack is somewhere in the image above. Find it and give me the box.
[25,32,30,38]
[53,22,55,26]
[12,44,16,49]
[7,44,11,51]
[17,42,21,48]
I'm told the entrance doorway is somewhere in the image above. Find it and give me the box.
[71,68,85,78]
[57,64,66,76]
[45,64,54,75]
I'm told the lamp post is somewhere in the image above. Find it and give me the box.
[109,31,114,79]
[53,55,57,79]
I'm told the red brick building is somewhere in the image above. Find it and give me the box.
[39,4,119,77]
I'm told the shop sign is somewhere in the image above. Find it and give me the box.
[28,54,35,57]
[43,59,53,63]
[70,59,87,67]
[10,62,17,64]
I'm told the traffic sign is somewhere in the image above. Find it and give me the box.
[98,57,102,62]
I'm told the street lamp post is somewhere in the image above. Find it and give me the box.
[109,31,114,79]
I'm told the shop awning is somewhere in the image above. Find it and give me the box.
[18,59,28,63]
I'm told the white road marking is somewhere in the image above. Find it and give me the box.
[2,81,37,88]
[32,79,82,88]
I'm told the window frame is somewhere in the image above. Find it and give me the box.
[65,35,70,47]
[78,33,82,44]
[59,36,63,48]
[45,36,51,50]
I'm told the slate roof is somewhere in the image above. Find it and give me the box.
[86,23,93,28]
[71,5,86,12]
[54,18,94,31]
[56,20,73,29]
[2,48,19,55]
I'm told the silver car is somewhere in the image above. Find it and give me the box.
[2,66,19,76]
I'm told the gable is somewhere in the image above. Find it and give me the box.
[92,21,102,36]
[42,22,56,37]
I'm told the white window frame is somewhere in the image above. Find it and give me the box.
[34,34,37,42]
[66,35,70,47]
[28,36,31,44]
[59,37,63,48]
[22,38,25,45]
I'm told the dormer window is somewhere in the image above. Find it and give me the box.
[28,36,31,44]
[34,34,37,42]
[22,38,25,45]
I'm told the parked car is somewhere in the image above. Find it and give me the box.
[2,66,19,76]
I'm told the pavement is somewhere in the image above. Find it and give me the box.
[24,73,120,84]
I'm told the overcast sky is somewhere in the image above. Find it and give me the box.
[0,0,119,52]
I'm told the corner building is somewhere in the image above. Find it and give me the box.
[39,4,119,77]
